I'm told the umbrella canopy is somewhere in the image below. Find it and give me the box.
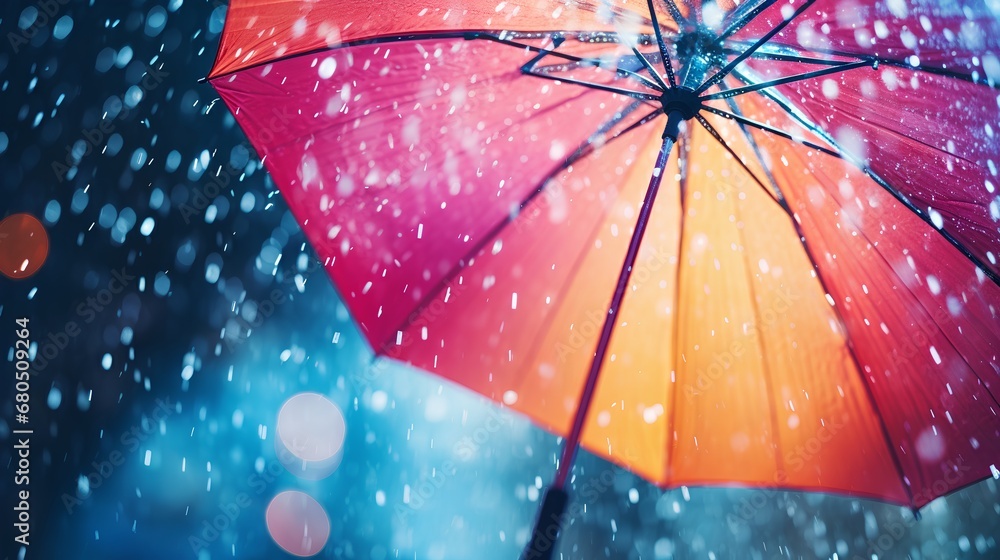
[208,0,1000,553]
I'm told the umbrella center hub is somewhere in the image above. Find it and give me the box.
[659,87,700,120]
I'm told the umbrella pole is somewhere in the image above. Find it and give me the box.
[522,112,685,560]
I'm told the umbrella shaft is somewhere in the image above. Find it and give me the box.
[526,50,709,560]
[552,53,711,489]
[554,125,677,489]
[527,127,677,560]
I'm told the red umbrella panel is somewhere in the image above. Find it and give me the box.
[208,0,1000,556]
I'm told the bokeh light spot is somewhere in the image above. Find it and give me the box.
[276,392,346,479]
[278,392,346,461]
[0,213,49,279]
[265,491,330,556]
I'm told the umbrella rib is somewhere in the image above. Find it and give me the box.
[620,64,672,95]
[646,0,679,87]
[725,86,998,503]
[797,202,932,506]
[501,34,666,93]
[694,114,782,206]
[856,58,998,89]
[718,94,790,207]
[532,54,667,93]
[732,69,1000,287]
[722,48,857,66]
[715,92,918,506]
[772,184,920,509]
[208,30,473,80]
[701,105,840,157]
[717,0,779,43]
[665,127,691,485]
[609,107,668,138]
[522,65,662,101]
[631,46,671,91]
[208,30,659,87]
[735,68,1000,412]
[831,180,1000,503]
[701,59,872,100]
[716,61,981,166]
[657,0,690,28]
[729,42,1000,89]
[697,0,818,95]
[831,199,1000,415]
[372,101,656,353]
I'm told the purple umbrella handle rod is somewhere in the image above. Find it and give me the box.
[522,112,683,560]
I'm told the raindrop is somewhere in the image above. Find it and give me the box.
[318,57,337,79]
[926,275,940,295]
[821,79,839,100]
[370,390,388,412]
[139,217,155,236]
[47,386,62,409]
[886,0,908,18]
[153,272,170,295]
[53,15,74,40]
[928,208,944,229]
[44,200,61,224]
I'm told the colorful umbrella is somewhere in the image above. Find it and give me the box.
[207,0,1000,557]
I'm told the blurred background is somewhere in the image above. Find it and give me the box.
[0,1,998,559]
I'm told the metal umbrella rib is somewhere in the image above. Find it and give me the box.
[730,68,1000,287]
[697,0,819,94]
